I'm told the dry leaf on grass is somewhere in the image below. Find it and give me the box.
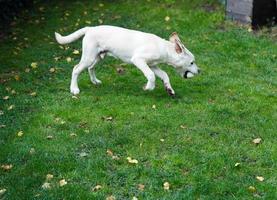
[30,92,37,96]
[0,188,7,195]
[180,125,187,129]
[79,152,88,157]
[42,182,51,190]
[138,184,145,191]
[73,50,80,55]
[46,174,54,181]
[92,184,102,192]
[163,182,170,190]
[29,148,36,154]
[46,135,53,140]
[248,186,256,193]
[49,68,56,73]
[132,197,138,200]
[116,67,125,74]
[66,57,72,62]
[17,131,24,137]
[31,62,38,69]
[252,138,262,145]
[70,133,77,137]
[165,16,170,21]
[234,162,240,167]
[14,75,20,81]
[106,195,116,200]
[127,157,138,164]
[160,138,165,142]
[7,105,15,110]
[3,96,9,100]
[1,164,13,171]
[102,116,113,121]
[59,179,67,187]
[256,176,264,182]
[98,19,103,24]
[152,104,156,109]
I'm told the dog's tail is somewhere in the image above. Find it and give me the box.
[55,27,89,45]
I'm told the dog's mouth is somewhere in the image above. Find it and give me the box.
[183,71,194,79]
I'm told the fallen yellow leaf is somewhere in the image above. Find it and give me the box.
[252,138,262,145]
[17,131,24,137]
[92,184,102,191]
[59,179,67,187]
[29,148,36,154]
[138,184,145,191]
[0,188,7,195]
[49,67,56,73]
[46,135,53,140]
[14,75,20,81]
[1,164,13,171]
[73,50,80,55]
[66,57,72,62]
[107,149,113,156]
[127,157,138,164]
[248,186,256,193]
[7,105,15,110]
[31,62,38,69]
[106,195,115,200]
[165,16,170,22]
[234,162,240,167]
[163,182,170,190]
[42,182,51,190]
[256,176,264,182]
[30,92,37,96]
[46,174,54,181]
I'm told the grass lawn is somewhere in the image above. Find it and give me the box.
[0,0,276,199]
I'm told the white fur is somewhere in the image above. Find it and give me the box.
[55,25,199,96]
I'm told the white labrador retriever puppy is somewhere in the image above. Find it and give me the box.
[55,25,200,96]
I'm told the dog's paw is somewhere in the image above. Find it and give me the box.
[70,87,80,95]
[91,78,102,85]
[166,87,175,97]
[143,82,155,91]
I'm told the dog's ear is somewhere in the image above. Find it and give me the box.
[169,32,183,54]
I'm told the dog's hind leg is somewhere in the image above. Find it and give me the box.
[70,41,98,95]
[88,56,102,85]
[150,66,175,96]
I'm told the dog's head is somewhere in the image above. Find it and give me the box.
[169,32,200,79]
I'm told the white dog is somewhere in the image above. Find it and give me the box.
[55,25,200,96]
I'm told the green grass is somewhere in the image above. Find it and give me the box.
[0,0,276,199]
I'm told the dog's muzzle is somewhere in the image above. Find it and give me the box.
[183,69,201,78]
[183,71,190,79]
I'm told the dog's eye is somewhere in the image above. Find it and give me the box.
[190,62,194,65]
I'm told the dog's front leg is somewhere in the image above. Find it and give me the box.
[150,66,175,96]
[131,57,155,90]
